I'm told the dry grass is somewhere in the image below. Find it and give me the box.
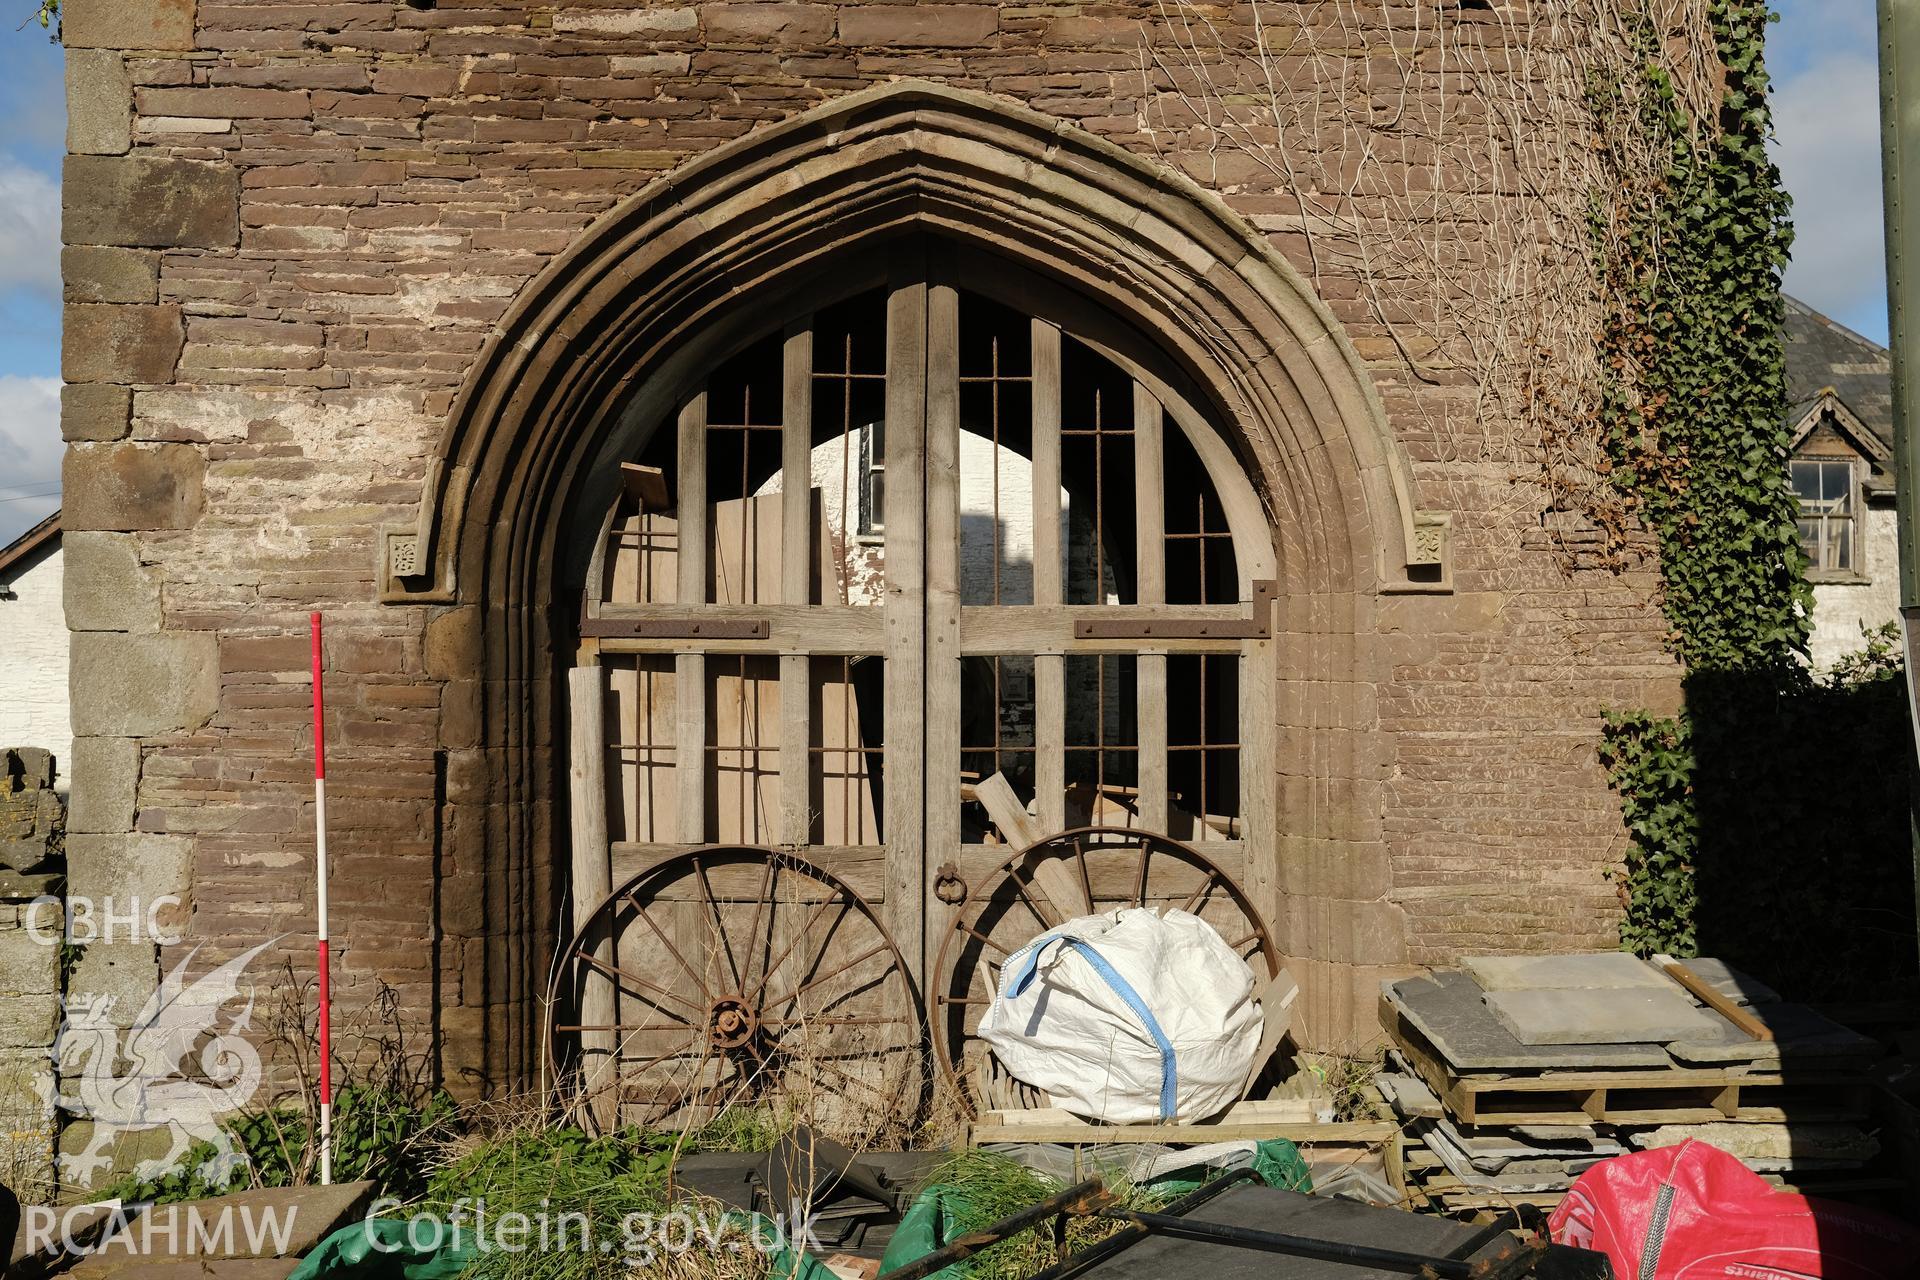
[1295,1047,1387,1124]
[897,1150,1168,1280]
[413,1103,790,1280]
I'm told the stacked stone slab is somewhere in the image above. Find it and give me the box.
[1378,957,1892,1215]
[0,748,64,1200]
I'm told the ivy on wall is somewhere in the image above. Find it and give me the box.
[1597,710,1698,957]
[1594,2,1916,996]
[1592,0,1806,675]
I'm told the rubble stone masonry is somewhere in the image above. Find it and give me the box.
[57,0,1682,1101]
[0,749,64,1199]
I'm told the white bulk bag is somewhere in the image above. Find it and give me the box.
[977,907,1262,1125]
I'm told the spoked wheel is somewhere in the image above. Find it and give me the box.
[548,846,927,1138]
[931,827,1281,1117]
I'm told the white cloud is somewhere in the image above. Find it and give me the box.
[1773,51,1888,336]
[0,156,60,301]
[0,374,62,546]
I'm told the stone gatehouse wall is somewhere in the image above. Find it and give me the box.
[56,0,1683,1089]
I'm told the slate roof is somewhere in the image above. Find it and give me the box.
[1783,295,1894,480]
[0,510,58,584]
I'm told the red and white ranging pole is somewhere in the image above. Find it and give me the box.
[310,612,334,1186]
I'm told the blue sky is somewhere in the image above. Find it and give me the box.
[1771,0,1889,345]
[0,4,1895,545]
[0,22,64,548]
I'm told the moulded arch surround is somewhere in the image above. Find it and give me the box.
[388,79,1446,608]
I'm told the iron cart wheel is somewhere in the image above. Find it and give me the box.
[548,845,928,1137]
[929,826,1281,1117]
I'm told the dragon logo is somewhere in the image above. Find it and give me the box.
[52,938,282,1188]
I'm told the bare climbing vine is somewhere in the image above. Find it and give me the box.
[1132,4,1920,1001]
[1136,0,1724,569]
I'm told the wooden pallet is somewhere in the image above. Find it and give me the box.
[1384,999,1873,1126]
[1397,1122,1900,1217]
[1424,1187,1569,1214]
[1393,1149,1572,1216]
[966,1100,1395,1147]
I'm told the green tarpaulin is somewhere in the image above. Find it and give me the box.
[877,1140,1310,1280]
[287,1212,830,1279]
[288,1142,1309,1279]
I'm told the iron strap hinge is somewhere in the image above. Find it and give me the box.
[1072,580,1277,641]
[579,617,770,640]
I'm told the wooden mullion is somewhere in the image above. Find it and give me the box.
[779,655,809,845]
[1034,658,1064,831]
[779,322,814,846]
[674,392,709,844]
[781,322,814,604]
[1133,381,1168,832]
[676,393,707,606]
[923,278,962,979]
[1242,634,1277,914]
[883,255,928,983]
[1138,653,1168,831]
[1134,380,1165,605]
[566,664,617,1129]
[1032,318,1065,831]
[1032,319,1063,606]
[675,654,706,843]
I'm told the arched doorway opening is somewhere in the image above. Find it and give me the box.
[398,82,1444,1088]
[560,243,1283,1127]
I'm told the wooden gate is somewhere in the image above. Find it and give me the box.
[560,248,1279,1126]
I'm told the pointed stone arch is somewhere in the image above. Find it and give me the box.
[404,80,1445,1084]
[395,79,1440,604]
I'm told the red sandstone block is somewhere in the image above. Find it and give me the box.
[398,6,524,30]
[480,119,593,145]
[372,65,460,96]
[704,3,835,44]
[838,4,999,47]
[312,90,427,119]
[470,228,576,253]
[513,54,612,76]
[1041,14,1142,47]
[240,201,354,227]
[286,273,402,296]
[198,2,391,31]
[180,345,325,372]
[310,30,426,54]
[213,64,372,91]
[139,87,314,119]
[244,160,409,187]
[219,635,313,673]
